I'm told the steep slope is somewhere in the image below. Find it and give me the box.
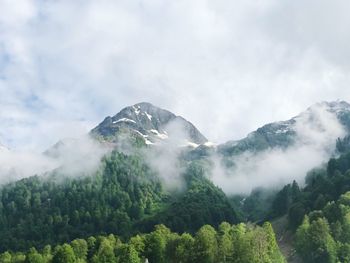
[136,160,240,234]
[269,151,350,262]
[218,100,350,156]
[90,102,207,147]
[0,152,240,252]
[0,151,166,251]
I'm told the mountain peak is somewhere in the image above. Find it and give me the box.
[91,102,207,146]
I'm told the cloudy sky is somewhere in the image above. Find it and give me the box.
[1,0,350,151]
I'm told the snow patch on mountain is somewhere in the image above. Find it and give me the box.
[133,130,153,145]
[150,129,168,140]
[113,118,136,124]
[145,112,152,120]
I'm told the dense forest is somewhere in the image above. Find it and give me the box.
[270,150,350,230]
[3,144,350,262]
[0,151,239,252]
[259,138,350,262]
[0,221,285,263]
[295,191,350,263]
[2,133,350,262]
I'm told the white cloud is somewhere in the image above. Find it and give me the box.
[0,0,350,151]
[0,135,109,184]
[211,104,347,194]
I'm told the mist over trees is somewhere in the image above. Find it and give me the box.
[1,101,350,263]
[0,150,239,252]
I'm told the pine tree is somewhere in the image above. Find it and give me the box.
[263,222,285,263]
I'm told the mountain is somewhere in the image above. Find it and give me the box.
[0,103,237,252]
[2,100,350,259]
[217,100,350,156]
[90,102,207,147]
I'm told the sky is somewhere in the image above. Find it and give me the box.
[1,0,350,152]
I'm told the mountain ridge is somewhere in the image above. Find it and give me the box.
[217,100,350,156]
[90,102,208,147]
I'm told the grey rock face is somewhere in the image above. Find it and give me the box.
[90,102,207,146]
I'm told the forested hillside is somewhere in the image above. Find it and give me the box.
[264,142,350,262]
[0,151,239,252]
[295,191,350,263]
[271,151,350,230]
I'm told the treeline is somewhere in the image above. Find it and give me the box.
[264,144,350,261]
[229,136,350,226]
[295,191,350,263]
[270,151,350,229]
[0,221,285,263]
[0,152,165,251]
[0,152,239,252]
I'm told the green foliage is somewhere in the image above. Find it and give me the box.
[217,222,234,262]
[118,244,141,263]
[271,181,300,218]
[139,161,239,234]
[269,151,350,230]
[296,217,336,263]
[91,239,116,263]
[192,225,218,263]
[71,239,88,262]
[269,150,350,261]
[0,151,165,251]
[238,187,279,222]
[0,151,242,253]
[0,252,11,263]
[294,191,350,262]
[166,233,194,263]
[52,244,76,263]
[144,225,171,263]
[263,222,285,262]
[0,221,284,263]
[25,248,45,263]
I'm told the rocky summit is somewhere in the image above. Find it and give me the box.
[90,102,207,146]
